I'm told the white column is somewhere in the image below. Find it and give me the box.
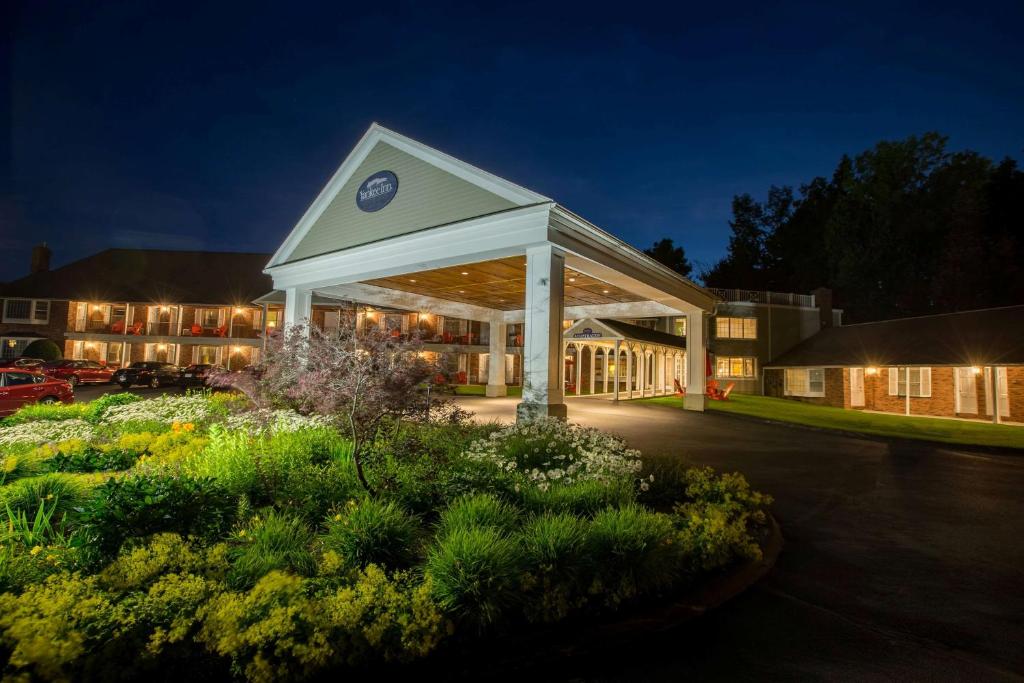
[638,351,646,398]
[613,341,620,401]
[517,244,566,421]
[625,345,633,399]
[603,347,610,393]
[684,311,706,411]
[588,345,596,396]
[283,287,313,333]
[485,322,508,397]
[905,366,911,416]
[991,367,1001,425]
[574,344,583,396]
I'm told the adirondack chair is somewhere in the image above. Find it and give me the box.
[110,320,125,334]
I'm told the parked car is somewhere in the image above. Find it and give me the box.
[43,359,115,386]
[113,362,181,389]
[0,357,46,370]
[0,368,73,416]
[178,363,213,387]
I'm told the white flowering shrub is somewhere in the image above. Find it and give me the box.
[224,409,330,435]
[103,393,213,426]
[0,419,95,449]
[465,418,644,491]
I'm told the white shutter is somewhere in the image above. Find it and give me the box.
[888,368,898,396]
[920,368,932,397]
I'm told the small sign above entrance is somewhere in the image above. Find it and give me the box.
[356,171,399,212]
[572,327,602,339]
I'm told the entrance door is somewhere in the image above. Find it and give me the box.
[849,368,865,407]
[955,367,978,414]
[984,367,1010,417]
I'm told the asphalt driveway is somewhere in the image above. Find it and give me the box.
[457,396,1024,681]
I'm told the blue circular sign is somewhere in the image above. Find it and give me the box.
[356,170,399,212]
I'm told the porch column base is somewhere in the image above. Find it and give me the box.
[683,394,706,412]
[516,401,568,421]
[485,383,508,397]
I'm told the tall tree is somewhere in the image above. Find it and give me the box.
[644,238,693,277]
[701,132,1023,322]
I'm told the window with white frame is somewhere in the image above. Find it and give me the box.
[888,367,932,397]
[3,299,49,324]
[716,356,756,378]
[194,345,220,365]
[715,316,757,339]
[785,368,825,397]
[672,317,687,337]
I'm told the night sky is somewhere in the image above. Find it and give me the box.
[4,1,1022,283]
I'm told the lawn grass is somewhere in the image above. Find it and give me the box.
[453,384,523,397]
[640,393,1024,449]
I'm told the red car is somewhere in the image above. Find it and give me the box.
[43,360,115,386]
[0,369,73,416]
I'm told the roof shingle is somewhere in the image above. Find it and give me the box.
[0,249,273,306]
[766,306,1024,367]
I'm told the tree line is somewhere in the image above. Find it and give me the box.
[645,133,1024,323]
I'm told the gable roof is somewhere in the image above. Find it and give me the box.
[269,123,550,267]
[564,318,687,350]
[766,305,1024,368]
[0,249,273,306]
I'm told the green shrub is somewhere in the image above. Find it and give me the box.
[0,472,97,523]
[518,479,635,517]
[2,401,88,425]
[637,454,693,509]
[100,532,229,592]
[435,493,518,539]
[228,510,315,588]
[671,467,771,572]
[83,392,143,422]
[425,525,523,629]
[518,512,588,622]
[0,573,127,681]
[274,460,363,524]
[585,504,681,607]
[320,498,420,571]
[0,446,48,484]
[22,338,62,361]
[78,474,237,559]
[188,426,341,503]
[45,439,137,473]
[200,566,447,682]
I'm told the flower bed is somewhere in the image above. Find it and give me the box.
[0,392,772,681]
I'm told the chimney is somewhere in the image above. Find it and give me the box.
[30,243,51,274]
[812,287,833,329]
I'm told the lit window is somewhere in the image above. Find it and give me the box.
[716,356,756,378]
[784,368,825,397]
[673,317,687,337]
[715,316,757,339]
[888,368,931,397]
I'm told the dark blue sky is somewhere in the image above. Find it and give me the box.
[4,1,1023,282]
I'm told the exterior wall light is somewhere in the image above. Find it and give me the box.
[232,346,242,354]
[972,366,982,374]
[234,307,245,315]
[865,367,879,375]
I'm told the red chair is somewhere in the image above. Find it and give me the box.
[110,320,125,334]
[456,370,467,384]
[215,325,228,337]
[442,332,453,344]
[128,322,143,335]
[191,324,203,336]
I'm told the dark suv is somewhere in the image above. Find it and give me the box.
[113,362,181,389]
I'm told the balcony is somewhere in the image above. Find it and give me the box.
[708,288,816,307]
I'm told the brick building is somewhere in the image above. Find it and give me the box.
[1,248,275,368]
[763,306,1024,423]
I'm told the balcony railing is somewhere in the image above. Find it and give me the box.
[708,288,816,307]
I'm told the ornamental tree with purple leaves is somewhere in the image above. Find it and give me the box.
[209,321,440,494]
